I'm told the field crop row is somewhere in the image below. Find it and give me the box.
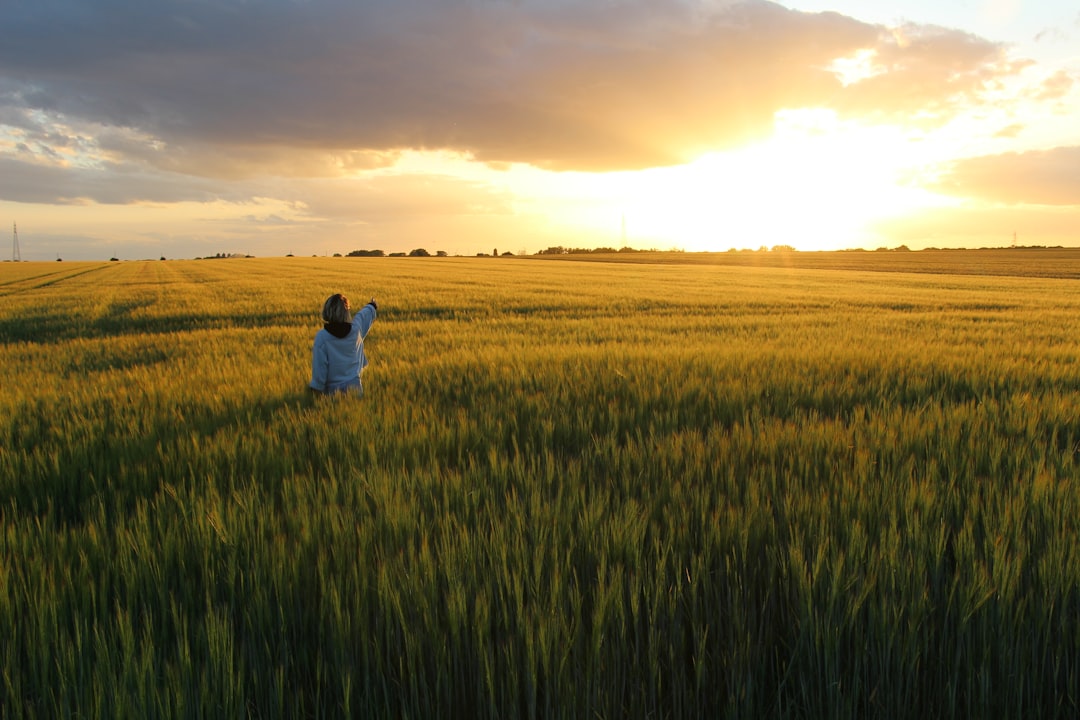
[2,256,1080,718]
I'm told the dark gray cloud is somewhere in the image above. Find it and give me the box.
[0,152,235,205]
[933,146,1080,205]
[0,0,1021,178]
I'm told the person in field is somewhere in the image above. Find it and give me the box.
[309,293,377,396]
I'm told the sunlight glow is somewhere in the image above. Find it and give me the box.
[530,109,952,252]
[827,49,885,87]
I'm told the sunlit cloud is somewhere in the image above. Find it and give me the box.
[0,0,1077,257]
[0,0,1029,176]
[932,146,1080,206]
[1031,69,1076,101]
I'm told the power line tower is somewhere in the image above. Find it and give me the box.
[12,222,20,262]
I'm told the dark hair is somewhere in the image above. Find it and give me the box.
[322,293,351,323]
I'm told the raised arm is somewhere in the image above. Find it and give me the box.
[352,297,377,338]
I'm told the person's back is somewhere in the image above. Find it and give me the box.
[310,293,377,396]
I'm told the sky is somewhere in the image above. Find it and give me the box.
[1,0,1078,260]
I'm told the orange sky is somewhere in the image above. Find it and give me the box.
[1,0,1077,259]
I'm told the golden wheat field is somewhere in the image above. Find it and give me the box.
[2,252,1079,718]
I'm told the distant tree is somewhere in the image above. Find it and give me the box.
[538,246,567,255]
[160,256,166,261]
[409,248,431,257]
[347,249,385,257]
[110,257,120,262]
[771,245,796,253]
[333,252,342,257]
[286,253,294,257]
[437,250,449,257]
[501,251,514,256]
[389,252,407,257]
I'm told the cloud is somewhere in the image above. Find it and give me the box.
[0,153,233,205]
[833,23,1022,123]
[993,123,1024,138]
[283,172,518,223]
[932,146,1080,205]
[1030,69,1076,101]
[0,0,1027,176]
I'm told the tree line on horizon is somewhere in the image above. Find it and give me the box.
[201,243,1073,261]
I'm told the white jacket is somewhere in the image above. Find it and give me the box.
[309,302,377,394]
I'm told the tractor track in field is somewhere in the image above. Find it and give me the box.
[0,263,116,297]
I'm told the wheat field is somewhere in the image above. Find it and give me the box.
[2,254,1079,718]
